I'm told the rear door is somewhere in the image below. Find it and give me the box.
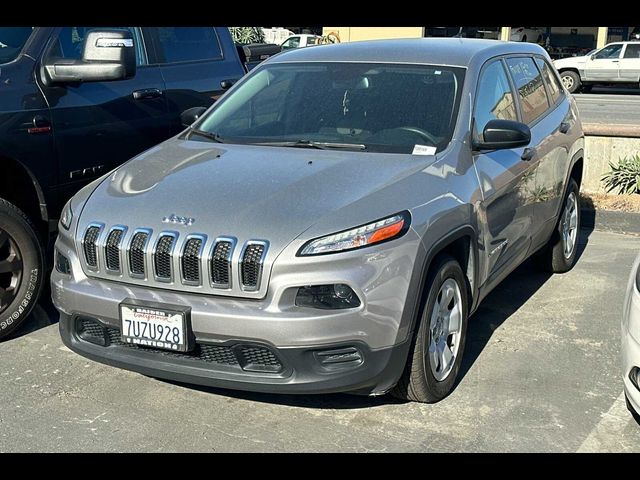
[148,27,246,137]
[619,43,640,82]
[41,27,169,199]
[583,43,623,81]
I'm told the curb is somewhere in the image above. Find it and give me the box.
[581,208,640,235]
[583,123,640,138]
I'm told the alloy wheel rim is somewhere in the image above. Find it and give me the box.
[561,192,578,259]
[562,75,574,90]
[0,228,23,315]
[427,278,463,382]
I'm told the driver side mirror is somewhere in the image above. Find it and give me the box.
[181,107,207,127]
[472,119,531,151]
[43,29,136,84]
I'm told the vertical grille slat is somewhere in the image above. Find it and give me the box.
[241,242,267,291]
[129,231,149,276]
[211,240,233,288]
[154,235,176,280]
[83,226,101,268]
[105,228,125,271]
[181,237,203,284]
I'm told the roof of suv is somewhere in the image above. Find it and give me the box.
[267,38,548,67]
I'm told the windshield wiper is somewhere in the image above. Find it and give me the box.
[188,129,225,143]
[250,140,366,151]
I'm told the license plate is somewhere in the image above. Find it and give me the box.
[119,299,192,352]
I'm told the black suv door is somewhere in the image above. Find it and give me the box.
[39,26,169,209]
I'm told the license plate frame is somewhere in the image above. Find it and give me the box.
[119,298,193,352]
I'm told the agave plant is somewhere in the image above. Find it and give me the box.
[602,154,640,195]
[229,27,265,44]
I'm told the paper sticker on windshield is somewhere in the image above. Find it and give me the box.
[412,145,437,156]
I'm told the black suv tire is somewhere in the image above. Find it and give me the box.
[0,198,44,340]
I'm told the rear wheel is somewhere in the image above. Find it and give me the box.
[533,179,581,273]
[0,198,44,340]
[391,255,468,403]
[560,71,581,94]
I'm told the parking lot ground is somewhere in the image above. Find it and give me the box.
[1,229,639,452]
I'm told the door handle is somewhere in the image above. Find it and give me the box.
[220,79,236,90]
[521,147,536,161]
[559,122,570,134]
[612,60,620,63]
[132,88,163,100]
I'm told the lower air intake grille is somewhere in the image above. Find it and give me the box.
[129,232,148,275]
[105,228,124,271]
[181,238,203,283]
[211,240,232,288]
[83,226,100,267]
[237,345,282,372]
[154,235,175,279]
[241,243,266,290]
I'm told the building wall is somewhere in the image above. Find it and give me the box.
[322,27,424,42]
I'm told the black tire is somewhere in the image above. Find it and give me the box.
[625,393,640,424]
[533,179,581,274]
[0,198,44,340]
[391,255,469,403]
[560,70,581,94]
[522,34,527,42]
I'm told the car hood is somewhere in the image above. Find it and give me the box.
[78,137,436,260]
[553,55,588,69]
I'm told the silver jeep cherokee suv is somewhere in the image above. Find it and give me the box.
[51,39,584,403]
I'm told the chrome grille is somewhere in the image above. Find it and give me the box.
[181,236,204,284]
[83,226,101,267]
[128,231,149,276]
[154,235,175,280]
[241,242,267,291]
[79,224,269,295]
[105,227,125,272]
[211,239,233,288]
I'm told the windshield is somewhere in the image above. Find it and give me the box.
[196,62,465,154]
[0,27,34,64]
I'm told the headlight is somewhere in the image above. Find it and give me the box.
[298,211,410,256]
[60,200,73,231]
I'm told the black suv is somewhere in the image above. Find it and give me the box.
[0,27,248,338]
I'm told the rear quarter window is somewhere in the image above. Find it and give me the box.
[506,57,550,125]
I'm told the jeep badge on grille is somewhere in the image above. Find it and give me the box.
[162,214,195,226]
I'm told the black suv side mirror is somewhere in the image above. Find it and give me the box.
[43,29,136,84]
[181,107,208,127]
[473,119,531,151]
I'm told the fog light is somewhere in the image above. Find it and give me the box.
[55,249,71,275]
[295,284,361,310]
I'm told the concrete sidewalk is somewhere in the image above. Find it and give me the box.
[0,229,639,452]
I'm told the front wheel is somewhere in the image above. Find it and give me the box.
[560,71,582,94]
[391,255,468,403]
[533,179,581,273]
[0,198,44,340]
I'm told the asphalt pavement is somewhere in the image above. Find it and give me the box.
[574,86,640,125]
[1,229,639,452]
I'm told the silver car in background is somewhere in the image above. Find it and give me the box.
[51,39,585,403]
[623,253,640,421]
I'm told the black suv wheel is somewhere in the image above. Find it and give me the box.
[0,198,44,340]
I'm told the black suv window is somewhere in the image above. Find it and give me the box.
[535,57,562,105]
[0,27,34,64]
[624,44,640,59]
[506,57,550,125]
[156,27,222,64]
[474,59,518,139]
[49,27,147,65]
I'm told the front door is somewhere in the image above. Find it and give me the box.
[472,59,538,286]
[583,43,623,81]
[40,27,169,198]
[619,43,640,82]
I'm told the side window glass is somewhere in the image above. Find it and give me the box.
[594,44,623,59]
[624,44,640,59]
[50,27,146,66]
[535,57,562,105]
[506,57,550,125]
[156,27,222,64]
[474,60,518,140]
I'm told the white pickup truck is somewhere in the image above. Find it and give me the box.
[554,41,640,93]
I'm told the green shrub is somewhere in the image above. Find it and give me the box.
[229,27,265,44]
[602,154,640,195]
